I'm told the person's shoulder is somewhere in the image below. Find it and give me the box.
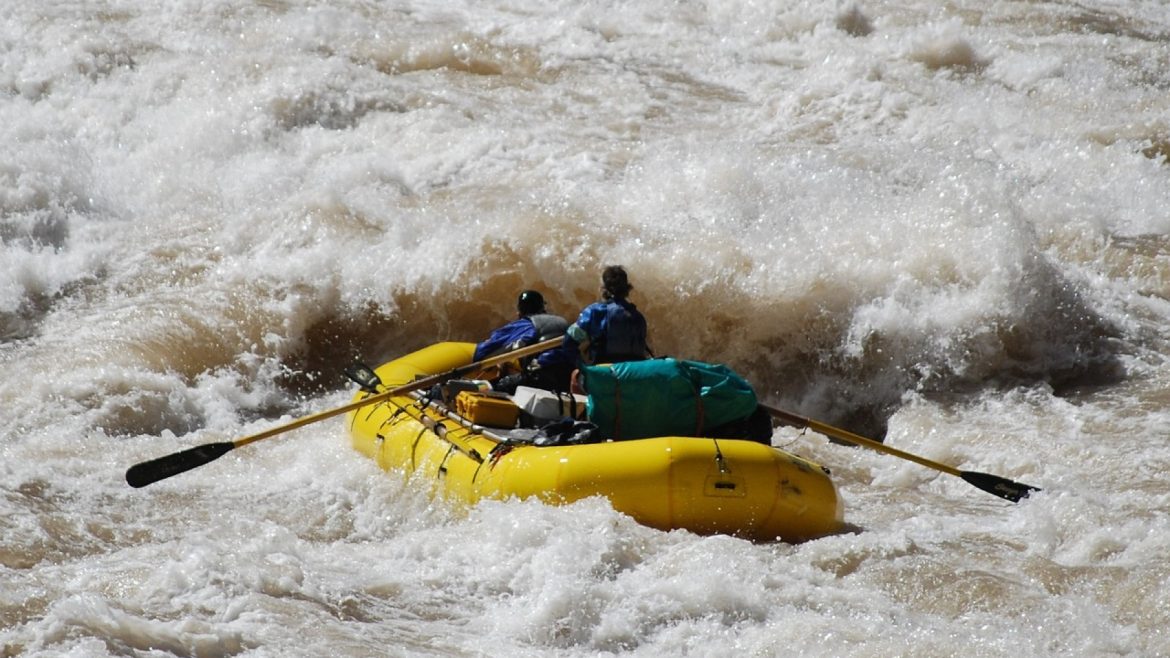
[577,302,606,318]
[530,313,568,331]
[616,299,646,322]
[488,316,534,337]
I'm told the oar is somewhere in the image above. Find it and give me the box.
[125,337,563,488]
[761,403,1040,503]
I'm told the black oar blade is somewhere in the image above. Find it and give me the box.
[344,362,382,394]
[960,470,1041,503]
[125,442,237,488]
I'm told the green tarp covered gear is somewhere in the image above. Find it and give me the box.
[580,358,759,440]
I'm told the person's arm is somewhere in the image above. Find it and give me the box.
[563,304,603,362]
[474,319,537,361]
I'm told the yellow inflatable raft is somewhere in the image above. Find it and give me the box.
[345,342,845,542]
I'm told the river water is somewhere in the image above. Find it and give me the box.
[3,0,1170,656]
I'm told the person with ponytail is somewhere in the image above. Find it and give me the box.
[564,265,651,365]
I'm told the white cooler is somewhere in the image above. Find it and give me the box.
[511,386,587,422]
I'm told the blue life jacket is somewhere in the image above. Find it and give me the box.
[598,300,647,363]
[565,298,648,364]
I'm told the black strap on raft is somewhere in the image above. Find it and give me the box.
[711,437,729,475]
[553,390,580,419]
[410,426,428,470]
[377,406,406,432]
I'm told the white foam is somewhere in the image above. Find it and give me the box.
[3,0,1170,655]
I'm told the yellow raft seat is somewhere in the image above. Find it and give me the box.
[346,342,845,542]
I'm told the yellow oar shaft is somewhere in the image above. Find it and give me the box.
[127,337,563,487]
[232,337,561,449]
[762,404,962,477]
[762,403,1039,502]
